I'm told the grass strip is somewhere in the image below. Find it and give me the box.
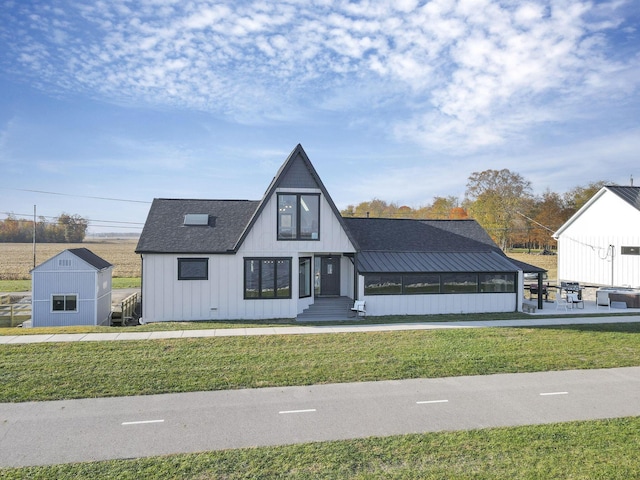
[1,417,638,479]
[1,324,639,402]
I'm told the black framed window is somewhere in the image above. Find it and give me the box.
[278,193,320,240]
[178,258,208,280]
[52,294,77,312]
[403,274,440,294]
[363,273,515,295]
[244,258,292,299]
[479,273,515,293]
[364,274,402,295]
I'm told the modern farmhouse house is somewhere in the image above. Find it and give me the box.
[31,248,113,327]
[553,185,640,289]
[136,144,537,322]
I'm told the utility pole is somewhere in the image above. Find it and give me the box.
[33,205,36,269]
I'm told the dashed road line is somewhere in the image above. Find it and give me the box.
[416,399,449,404]
[279,409,317,414]
[122,419,165,426]
[540,391,569,396]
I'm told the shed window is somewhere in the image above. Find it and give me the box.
[52,294,77,312]
[364,274,402,295]
[621,246,640,255]
[178,258,208,280]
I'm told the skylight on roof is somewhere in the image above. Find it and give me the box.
[184,214,209,226]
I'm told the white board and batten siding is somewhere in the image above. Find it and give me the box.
[361,293,517,316]
[141,188,356,322]
[556,189,640,288]
[31,250,113,327]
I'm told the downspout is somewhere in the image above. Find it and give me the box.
[139,254,144,319]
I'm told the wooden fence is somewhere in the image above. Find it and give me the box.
[111,292,139,326]
[0,302,32,327]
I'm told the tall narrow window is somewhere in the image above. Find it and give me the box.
[278,193,320,240]
[299,257,312,298]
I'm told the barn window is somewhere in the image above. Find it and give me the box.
[52,294,77,312]
[178,258,208,280]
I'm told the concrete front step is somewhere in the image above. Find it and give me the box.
[297,296,356,322]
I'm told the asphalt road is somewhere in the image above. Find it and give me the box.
[1,366,639,468]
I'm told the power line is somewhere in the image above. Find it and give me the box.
[1,212,144,227]
[0,187,151,204]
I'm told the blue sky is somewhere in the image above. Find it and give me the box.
[1,0,639,234]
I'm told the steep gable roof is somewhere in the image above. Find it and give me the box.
[553,185,640,238]
[233,144,359,250]
[607,185,640,211]
[136,199,260,254]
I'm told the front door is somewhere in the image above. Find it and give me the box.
[319,256,340,296]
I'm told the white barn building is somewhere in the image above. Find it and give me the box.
[553,186,640,289]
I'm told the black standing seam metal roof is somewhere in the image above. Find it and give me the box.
[607,186,640,211]
[67,248,113,270]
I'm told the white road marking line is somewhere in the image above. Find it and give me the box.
[540,392,569,396]
[279,409,317,414]
[122,419,165,426]
[416,399,449,404]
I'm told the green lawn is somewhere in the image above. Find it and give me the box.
[2,323,639,403]
[1,417,638,479]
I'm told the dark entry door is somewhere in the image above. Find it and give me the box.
[320,256,340,296]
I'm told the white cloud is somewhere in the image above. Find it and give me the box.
[2,0,638,154]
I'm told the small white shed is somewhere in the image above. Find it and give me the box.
[31,248,113,327]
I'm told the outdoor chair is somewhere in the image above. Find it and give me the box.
[566,293,584,309]
[351,300,366,317]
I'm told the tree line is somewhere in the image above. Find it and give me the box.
[0,213,88,243]
[341,169,609,251]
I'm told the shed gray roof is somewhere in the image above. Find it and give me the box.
[136,199,260,253]
[68,248,113,270]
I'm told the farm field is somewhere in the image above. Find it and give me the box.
[0,239,140,280]
[1,241,556,282]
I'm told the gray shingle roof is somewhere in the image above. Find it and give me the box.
[136,199,260,253]
[68,248,113,270]
[343,218,501,253]
[344,217,543,274]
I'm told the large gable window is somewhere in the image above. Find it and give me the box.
[278,193,320,240]
[244,258,292,299]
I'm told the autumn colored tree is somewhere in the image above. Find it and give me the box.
[464,169,533,250]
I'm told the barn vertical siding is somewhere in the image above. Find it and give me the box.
[557,190,640,287]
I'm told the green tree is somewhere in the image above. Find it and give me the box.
[563,181,610,213]
[464,169,533,250]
